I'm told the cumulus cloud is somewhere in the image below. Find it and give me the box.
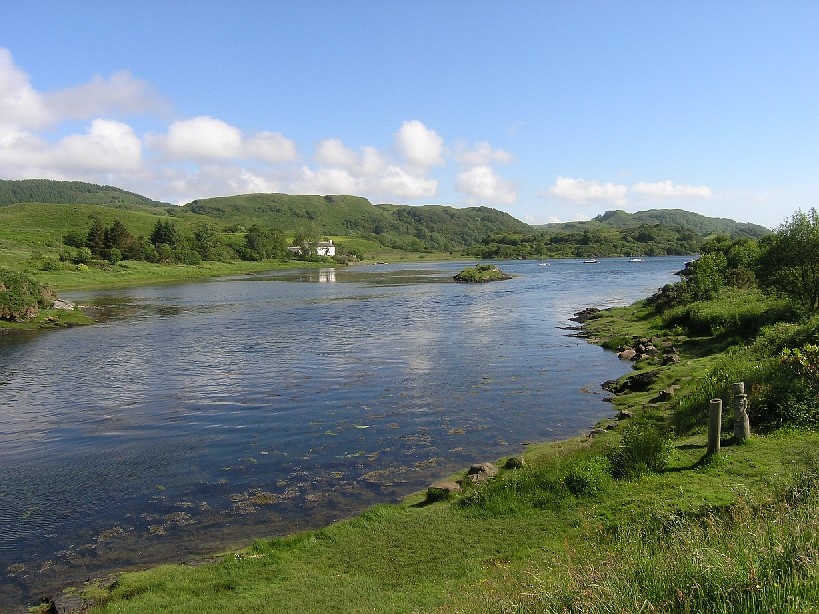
[244,131,299,164]
[632,180,712,199]
[549,176,629,206]
[456,165,517,204]
[394,120,444,167]
[44,70,170,120]
[373,165,438,200]
[0,119,141,176]
[147,116,242,160]
[0,48,53,129]
[315,139,385,175]
[454,140,514,166]
[55,119,142,171]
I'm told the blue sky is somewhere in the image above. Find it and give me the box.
[1,1,817,228]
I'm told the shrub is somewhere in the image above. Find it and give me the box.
[564,455,612,496]
[750,344,819,430]
[0,268,54,321]
[608,421,674,480]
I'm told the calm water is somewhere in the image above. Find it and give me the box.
[0,257,687,608]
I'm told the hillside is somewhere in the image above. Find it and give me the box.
[183,193,530,251]
[594,208,771,238]
[0,179,170,209]
[540,208,770,239]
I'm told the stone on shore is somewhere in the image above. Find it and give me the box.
[427,480,461,502]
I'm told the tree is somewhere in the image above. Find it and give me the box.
[150,219,181,248]
[86,218,106,256]
[104,219,135,259]
[756,208,819,313]
[244,225,287,260]
[193,222,222,260]
[688,252,727,300]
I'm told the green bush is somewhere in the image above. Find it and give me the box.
[564,455,612,496]
[608,421,674,480]
[751,344,819,430]
[0,268,54,321]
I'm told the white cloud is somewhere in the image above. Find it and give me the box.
[373,165,438,200]
[0,48,53,129]
[455,140,514,166]
[548,176,629,206]
[44,70,170,120]
[394,120,444,167]
[55,119,142,171]
[0,120,141,176]
[632,180,712,199]
[244,131,299,164]
[315,139,386,176]
[147,116,243,160]
[456,165,517,204]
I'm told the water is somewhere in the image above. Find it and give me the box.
[0,257,687,608]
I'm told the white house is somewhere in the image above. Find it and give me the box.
[289,239,336,257]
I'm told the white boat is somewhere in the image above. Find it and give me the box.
[628,257,643,262]
[583,259,599,264]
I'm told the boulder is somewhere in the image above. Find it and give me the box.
[467,462,498,479]
[504,456,525,469]
[52,299,75,311]
[618,348,637,360]
[427,481,461,502]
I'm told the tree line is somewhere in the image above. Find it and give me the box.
[60,218,332,266]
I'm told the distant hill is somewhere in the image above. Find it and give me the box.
[543,209,770,239]
[184,193,530,252]
[0,179,170,209]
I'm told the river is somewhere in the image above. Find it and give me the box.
[0,256,688,609]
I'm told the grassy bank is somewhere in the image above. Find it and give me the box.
[38,288,819,613]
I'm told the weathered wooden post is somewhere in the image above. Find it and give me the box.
[708,398,722,455]
[732,382,751,443]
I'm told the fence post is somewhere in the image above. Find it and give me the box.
[732,382,751,443]
[708,398,722,456]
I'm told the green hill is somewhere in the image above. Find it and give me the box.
[537,209,769,239]
[0,179,170,209]
[183,193,531,252]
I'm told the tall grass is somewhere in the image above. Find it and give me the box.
[472,467,819,613]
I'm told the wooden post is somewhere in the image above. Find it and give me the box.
[708,398,722,455]
[732,382,751,443]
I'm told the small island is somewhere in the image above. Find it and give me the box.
[453,264,513,283]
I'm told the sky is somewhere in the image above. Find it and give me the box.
[1,1,817,229]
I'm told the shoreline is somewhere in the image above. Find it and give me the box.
[28,302,629,613]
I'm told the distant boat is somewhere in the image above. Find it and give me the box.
[583,259,599,264]
[628,257,643,262]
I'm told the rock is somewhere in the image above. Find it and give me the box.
[655,388,676,402]
[617,409,633,420]
[467,462,498,478]
[52,299,75,310]
[427,480,461,502]
[617,348,637,360]
[569,307,600,323]
[662,353,680,366]
[44,592,86,613]
[589,427,608,437]
[504,456,525,469]
[622,369,660,392]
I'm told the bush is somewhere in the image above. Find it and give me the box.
[608,421,674,480]
[0,268,54,321]
[564,455,612,496]
[751,344,819,430]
